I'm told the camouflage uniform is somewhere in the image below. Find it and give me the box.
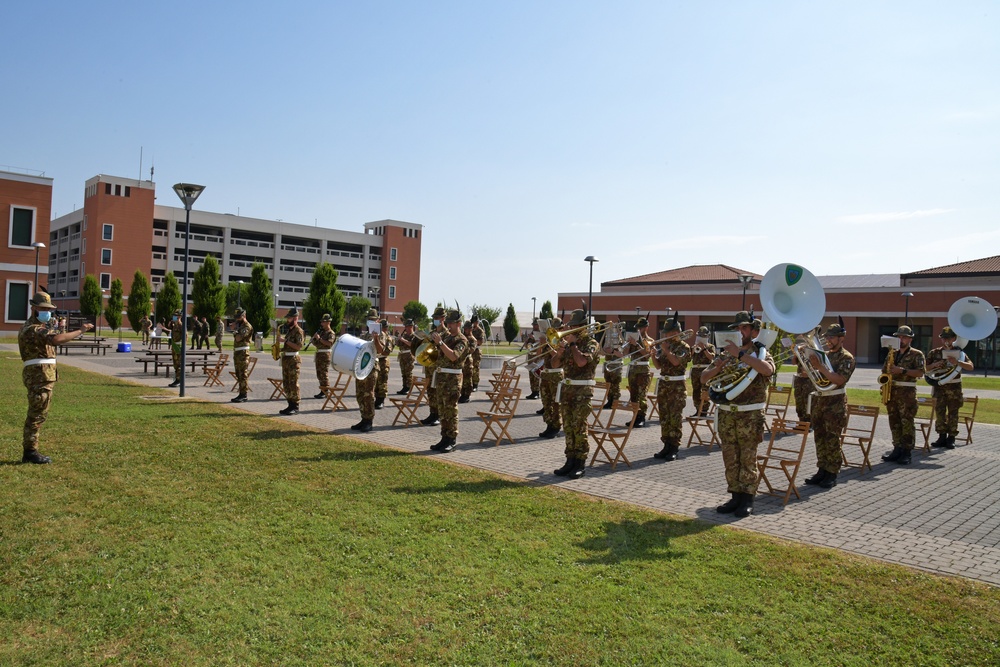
[792,361,812,424]
[436,328,469,440]
[375,326,393,405]
[356,329,381,421]
[624,332,653,418]
[471,321,486,389]
[460,323,477,401]
[601,334,624,405]
[168,318,184,378]
[926,346,964,439]
[215,317,224,352]
[396,330,417,392]
[556,335,600,461]
[539,348,564,432]
[716,343,775,495]
[281,321,304,405]
[232,319,255,396]
[524,330,542,397]
[653,338,691,447]
[198,318,210,350]
[18,316,58,456]
[422,313,447,421]
[810,347,856,474]
[885,346,925,451]
[689,341,716,414]
[140,316,151,345]
[313,327,336,389]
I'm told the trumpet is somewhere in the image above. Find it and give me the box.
[606,330,694,372]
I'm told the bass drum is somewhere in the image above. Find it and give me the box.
[331,334,377,380]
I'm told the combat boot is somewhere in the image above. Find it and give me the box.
[439,438,457,453]
[231,393,248,403]
[567,458,586,479]
[634,412,646,428]
[653,439,678,461]
[374,398,384,410]
[895,448,912,465]
[716,494,740,514]
[881,446,903,462]
[734,493,754,518]
[22,451,52,464]
[604,399,615,409]
[458,396,470,404]
[803,469,827,485]
[539,426,559,439]
[930,433,949,448]
[942,434,956,450]
[358,419,372,433]
[526,391,539,400]
[817,471,838,489]
[279,402,296,416]
[553,457,574,476]
[396,386,410,395]
[168,380,180,388]
[313,391,326,399]
[420,412,439,426]
[351,419,366,431]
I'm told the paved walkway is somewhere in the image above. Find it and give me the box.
[18,345,1000,587]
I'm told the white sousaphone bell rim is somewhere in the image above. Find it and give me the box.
[947,297,999,342]
[759,263,827,334]
[331,333,377,380]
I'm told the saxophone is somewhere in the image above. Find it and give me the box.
[878,347,895,405]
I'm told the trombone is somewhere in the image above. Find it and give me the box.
[606,330,694,372]
[544,320,613,347]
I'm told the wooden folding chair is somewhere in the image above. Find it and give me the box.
[645,376,660,422]
[915,396,937,452]
[588,401,640,470]
[203,353,230,387]
[589,381,610,428]
[685,396,719,450]
[957,395,979,445]
[756,418,810,505]
[476,386,521,446]
[485,368,519,408]
[390,376,428,426]
[840,404,879,474]
[763,385,793,428]
[320,371,353,412]
[267,377,285,400]
[230,355,258,393]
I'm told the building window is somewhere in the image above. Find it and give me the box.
[8,206,35,247]
[102,248,112,265]
[100,273,111,290]
[388,285,396,300]
[83,214,87,231]
[102,224,113,241]
[6,282,31,322]
[389,267,397,280]
[82,238,87,253]
[390,247,398,261]
[105,183,112,195]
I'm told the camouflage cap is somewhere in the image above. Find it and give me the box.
[432,306,446,319]
[234,307,246,317]
[894,325,914,337]
[940,326,957,339]
[463,319,473,329]
[636,317,649,328]
[285,307,298,318]
[566,309,587,329]
[30,292,56,310]
[662,318,681,332]
[550,317,563,329]
[444,309,463,324]
[727,311,754,330]
[824,322,847,337]
[403,319,414,327]
[321,313,333,322]
[697,325,710,336]
[173,310,181,317]
[366,308,379,319]
[380,318,388,327]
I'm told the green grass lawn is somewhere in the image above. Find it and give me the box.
[2,357,1000,665]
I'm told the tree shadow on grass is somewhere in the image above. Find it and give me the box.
[290,448,409,463]
[576,517,716,564]
[390,478,525,495]
[243,429,318,441]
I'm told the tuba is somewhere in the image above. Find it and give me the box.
[759,263,836,393]
[926,297,997,386]
[707,330,762,403]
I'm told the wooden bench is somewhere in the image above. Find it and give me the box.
[58,342,112,355]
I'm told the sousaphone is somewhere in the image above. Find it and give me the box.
[926,296,998,385]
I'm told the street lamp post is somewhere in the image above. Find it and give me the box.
[531,297,536,321]
[32,242,46,291]
[584,256,599,321]
[370,286,381,313]
[902,292,914,326]
[738,274,753,310]
[237,280,244,309]
[173,183,206,398]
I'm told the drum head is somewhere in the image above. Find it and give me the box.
[332,334,377,380]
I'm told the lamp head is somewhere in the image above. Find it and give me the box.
[172,183,206,209]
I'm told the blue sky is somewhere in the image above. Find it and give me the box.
[4,1,998,316]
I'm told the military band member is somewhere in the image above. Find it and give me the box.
[215,315,225,352]
[167,310,184,388]
[429,310,470,452]
[277,307,304,416]
[650,314,691,462]
[139,314,151,345]
[701,311,775,518]
[802,320,856,489]
[18,292,95,464]
[420,306,447,426]
[459,319,477,403]
[880,325,925,465]
[601,324,624,409]
[624,317,654,427]
[395,319,417,395]
[230,308,254,403]
[374,318,393,409]
[311,314,336,399]
[353,309,386,432]
[792,349,812,426]
[198,315,211,350]
[524,320,542,400]
[470,315,486,391]
[689,326,716,416]
[538,317,564,438]
[550,309,600,479]
[927,326,973,450]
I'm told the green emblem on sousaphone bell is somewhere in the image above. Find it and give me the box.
[785,264,804,287]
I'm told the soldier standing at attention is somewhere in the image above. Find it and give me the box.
[140,314,151,345]
[791,341,812,427]
[395,319,417,395]
[881,325,925,465]
[429,309,469,453]
[215,315,225,352]
[650,314,691,462]
[524,320,542,400]
[18,292,95,464]
[927,326,974,450]
[550,309,599,479]
[459,319,476,403]
[230,308,254,403]
[537,317,564,438]
[167,310,185,388]
[277,307,304,416]
[420,306,447,426]
[601,325,624,409]
[311,314,336,399]
[374,317,393,409]
[700,311,775,518]
[802,319,856,489]
[352,309,385,432]
[624,317,654,427]
[470,315,486,391]
[689,326,715,416]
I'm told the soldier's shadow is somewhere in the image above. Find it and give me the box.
[576,518,715,564]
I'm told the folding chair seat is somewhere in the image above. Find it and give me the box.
[756,418,810,505]
[840,404,879,474]
[588,401,639,470]
[390,376,428,426]
[230,355,258,393]
[203,353,230,387]
[476,387,521,445]
[320,371,353,412]
[914,396,937,453]
[763,385,793,430]
[685,396,719,450]
[267,377,286,400]
[957,395,979,445]
[589,381,610,428]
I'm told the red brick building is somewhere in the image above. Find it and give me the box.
[1,169,52,330]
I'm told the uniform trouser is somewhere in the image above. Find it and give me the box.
[528,369,540,394]
[932,384,964,436]
[171,345,182,377]
[541,375,562,429]
[811,394,848,473]
[199,334,209,349]
[215,334,223,351]
[315,352,331,389]
[656,380,687,444]
[628,370,650,415]
[561,385,594,460]
[718,409,765,494]
[376,358,390,401]
[690,368,706,411]
[887,387,917,450]
[793,375,812,422]
[398,353,414,389]
[602,363,622,403]
[281,356,301,404]
[472,348,482,387]
[142,331,149,344]
[425,371,437,417]
[461,360,474,400]
[357,368,377,419]
[234,351,251,394]
[23,381,54,454]
[437,374,462,439]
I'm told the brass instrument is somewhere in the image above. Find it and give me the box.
[879,346,895,405]
[705,331,759,403]
[270,320,287,361]
[926,297,996,386]
[606,330,694,372]
[545,320,612,347]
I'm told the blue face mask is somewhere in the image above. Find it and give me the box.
[172,316,179,322]
[433,319,441,327]
[37,311,52,323]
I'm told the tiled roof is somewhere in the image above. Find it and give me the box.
[904,256,1000,277]
[604,264,760,286]
[819,274,900,289]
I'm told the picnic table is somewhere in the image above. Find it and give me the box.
[135,349,217,376]
[57,338,111,355]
